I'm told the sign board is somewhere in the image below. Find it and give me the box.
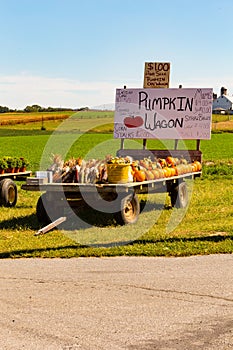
[114,88,213,140]
[143,62,170,88]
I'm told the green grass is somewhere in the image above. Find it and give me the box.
[0,132,232,172]
[0,178,232,258]
[0,115,232,257]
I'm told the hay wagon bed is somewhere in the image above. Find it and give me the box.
[22,148,202,226]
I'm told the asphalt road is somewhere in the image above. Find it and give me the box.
[0,255,233,350]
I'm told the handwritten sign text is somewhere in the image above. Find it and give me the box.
[143,62,170,88]
[114,88,213,140]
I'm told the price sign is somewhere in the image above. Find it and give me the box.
[143,62,170,88]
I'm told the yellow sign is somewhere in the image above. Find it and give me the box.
[143,62,170,88]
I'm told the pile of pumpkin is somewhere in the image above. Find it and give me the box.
[48,154,202,184]
[48,154,110,184]
[129,156,202,182]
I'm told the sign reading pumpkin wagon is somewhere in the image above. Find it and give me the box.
[22,63,213,228]
[114,87,212,140]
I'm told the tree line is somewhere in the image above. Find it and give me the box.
[0,104,89,113]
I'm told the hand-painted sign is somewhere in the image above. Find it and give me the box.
[114,88,213,140]
[143,62,170,88]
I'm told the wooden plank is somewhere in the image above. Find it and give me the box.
[34,217,67,236]
[142,139,147,149]
[0,171,32,179]
[117,149,202,162]
[22,172,201,195]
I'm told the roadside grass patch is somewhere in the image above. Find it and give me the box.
[202,160,233,179]
[0,178,232,258]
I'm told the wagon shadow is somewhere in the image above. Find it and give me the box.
[0,214,39,230]
[0,244,82,259]
[0,211,114,231]
[59,201,167,230]
[140,200,170,212]
[0,200,170,232]
[0,232,231,259]
[133,233,233,245]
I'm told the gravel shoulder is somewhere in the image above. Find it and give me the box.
[0,255,233,350]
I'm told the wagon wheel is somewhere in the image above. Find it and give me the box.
[36,193,51,225]
[170,181,188,208]
[36,193,65,225]
[115,194,140,225]
[0,179,18,207]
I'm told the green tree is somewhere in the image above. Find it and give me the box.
[0,105,9,113]
[24,104,42,112]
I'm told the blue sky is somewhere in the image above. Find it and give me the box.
[0,0,233,109]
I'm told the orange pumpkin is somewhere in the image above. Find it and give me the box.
[139,159,149,169]
[176,164,184,175]
[133,169,146,182]
[159,158,167,168]
[151,169,160,179]
[170,167,177,177]
[191,163,198,172]
[166,156,176,167]
[194,161,202,171]
[145,170,154,180]
[162,167,170,177]
[157,168,164,178]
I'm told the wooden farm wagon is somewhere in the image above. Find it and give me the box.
[22,83,213,226]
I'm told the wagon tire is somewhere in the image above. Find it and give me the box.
[115,194,140,225]
[36,194,51,225]
[0,179,18,207]
[170,181,188,208]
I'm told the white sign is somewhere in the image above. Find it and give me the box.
[114,88,213,140]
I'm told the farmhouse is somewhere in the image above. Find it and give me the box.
[213,87,233,114]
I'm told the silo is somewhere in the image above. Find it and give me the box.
[221,87,227,95]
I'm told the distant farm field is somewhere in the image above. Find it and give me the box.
[0,110,74,125]
[0,110,114,126]
[0,110,233,132]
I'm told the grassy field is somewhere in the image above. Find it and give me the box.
[0,111,232,258]
[0,177,232,258]
[0,131,232,172]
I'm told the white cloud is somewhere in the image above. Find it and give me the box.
[1,73,231,110]
[172,75,233,96]
[0,74,117,109]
